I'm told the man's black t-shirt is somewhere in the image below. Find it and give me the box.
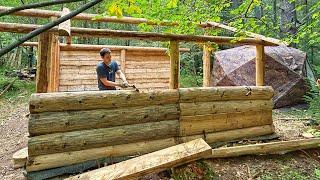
[96,61,119,90]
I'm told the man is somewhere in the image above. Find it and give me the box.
[96,48,128,90]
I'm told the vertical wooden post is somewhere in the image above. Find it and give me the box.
[255,45,265,86]
[36,32,50,93]
[120,49,126,73]
[169,41,180,89]
[203,44,211,87]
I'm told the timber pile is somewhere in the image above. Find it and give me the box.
[26,86,275,175]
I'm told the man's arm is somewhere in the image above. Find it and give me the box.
[116,69,128,85]
[99,77,122,87]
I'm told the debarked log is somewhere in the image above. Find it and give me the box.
[28,120,179,156]
[179,86,274,103]
[29,89,179,113]
[180,99,273,116]
[29,104,179,136]
[180,110,272,136]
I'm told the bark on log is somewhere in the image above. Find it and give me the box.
[29,89,179,113]
[0,22,277,46]
[36,32,50,93]
[180,110,272,136]
[28,120,179,156]
[206,138,320,159]
[29,104,180,136]
[65,139,211,180]
[169,41,180,89]
[180,99,273,116]
[26,125,273,172]
[179,86,274,103]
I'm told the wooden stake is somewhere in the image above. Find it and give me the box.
[169,41,180,89]
[256,45,265,86]
[203,43,211,87]
[36,32,50,93]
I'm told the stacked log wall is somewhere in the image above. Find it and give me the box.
[26,86,275,172]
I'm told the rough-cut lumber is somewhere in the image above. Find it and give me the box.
[58,8,71,36]
[206,138,320,159]
[21,42,38,47]
[47,32,59,92]
[26,138,176,172]
[66,139,211,180]
[29,89,179,113]
[179,86,274,102]
[13,147,28,169]
[169,41,180,89]
[29,104,179,136]
[203,43,211,87]
[28,120,179,156]
[256,45,265,86]
[182,125,274,143]
[180,110,272,136]
[59,43,190,52]
[0,22,277,46]
[26,125,274,172]
[120,49,126,73]
[180,99,273,116]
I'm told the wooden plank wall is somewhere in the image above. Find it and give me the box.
[26,86,275,173]
[58,47,170,92]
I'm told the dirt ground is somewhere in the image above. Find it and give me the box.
[0,100,319,180]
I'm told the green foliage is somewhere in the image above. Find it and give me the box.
[172,161,217,180]
[261,166,310,180]
[304,78,320,122]
[0,68,35,101]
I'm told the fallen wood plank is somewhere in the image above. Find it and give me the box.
[66,138,212,180]
[206,138,320,159]
[12,147,28,169]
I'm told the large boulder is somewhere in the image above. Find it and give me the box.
[211,45,307,108]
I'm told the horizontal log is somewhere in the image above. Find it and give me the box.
[58,8,71,36]
[180,110,272,136]
[206,138,320,159]
[26,125,273,172]
[28,120,179,156]
[0,7,284,46]
[65,139,211,180]
[0,22,277,45]
[126,63,171,69]
[179,86,274,102]
[60,43,189,52]
[29,104,179,136]
[182,124,274,143]
[29,89,179,113]
[59,79,97,86]
[26,138,177,172]
[180,100,273,116]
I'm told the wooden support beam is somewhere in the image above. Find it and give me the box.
[256,45,265,86]
[203,43,211,87]
[0,6,286,46]
[36,32,50,93]
[120,49,126,73]
[58,7,71,36]
[13,147,28,169]
[47,32,60,92]
[206,138,320,159]
[169,41,180,89]
[66,139,212,180]
[0,22,278,46]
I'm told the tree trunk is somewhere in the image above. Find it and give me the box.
[280,0,297,38]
